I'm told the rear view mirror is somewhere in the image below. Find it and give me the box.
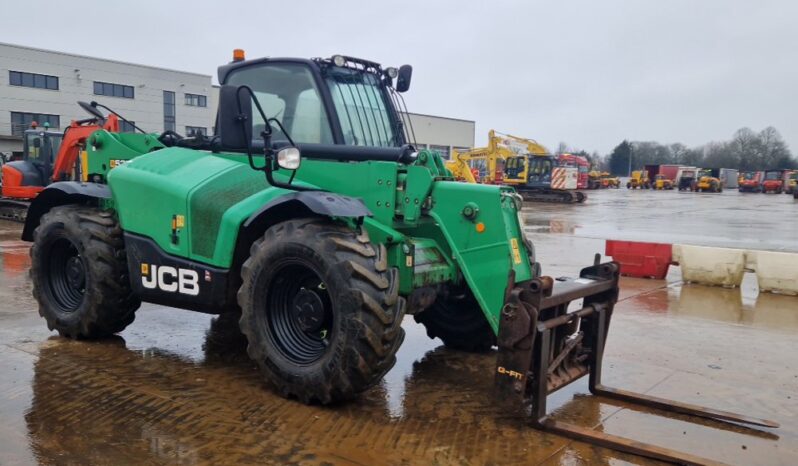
[396,65,412,93]
[217,85,252,150]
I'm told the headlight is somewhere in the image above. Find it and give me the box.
[385,67,398,78]
[332,55,346,67]
[277,147,301,170]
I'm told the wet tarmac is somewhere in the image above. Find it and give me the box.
[1,189,796,465]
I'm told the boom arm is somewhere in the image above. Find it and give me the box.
[50,114,119,182]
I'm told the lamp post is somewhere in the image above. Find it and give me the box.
[627,142,633,177]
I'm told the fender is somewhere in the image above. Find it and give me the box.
[243,191,372,229]
[21,182,112,241]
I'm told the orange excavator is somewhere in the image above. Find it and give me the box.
[1,102,119,221]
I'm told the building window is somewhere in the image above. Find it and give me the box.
[415,143,428,150]
[10,112,60,136]
[9,71,59,90]
[430,144,451,160]
[120,120,137,133]
[163,91,176,132]
[94,81,134,99]
[185,126,207,136]
[453,146,471,153]
[184,93,207,107]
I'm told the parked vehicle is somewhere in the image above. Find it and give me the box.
[676,167,697,191]
[784,171,798,194]
[739,171,764,192]
[16,50,781,465]
[694,168,722,193]
[719,168,738,189]
[626,170,650,189]
[658,164,680,183]
[762,170,786,193]
[653,174,674,190]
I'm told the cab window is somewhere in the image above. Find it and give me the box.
[227,63,334,145]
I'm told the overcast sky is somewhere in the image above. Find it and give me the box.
[2,0,795,154]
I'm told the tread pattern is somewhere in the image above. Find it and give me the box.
[237,218,405,404]
[414,289,496,353]
[30,205,140,338]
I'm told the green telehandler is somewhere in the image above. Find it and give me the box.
[21,52,777,464]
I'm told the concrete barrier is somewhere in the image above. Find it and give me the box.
[607,239,798,296]
[747,250,798,296]
[672,244,746,288]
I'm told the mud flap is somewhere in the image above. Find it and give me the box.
[495,260,779,466]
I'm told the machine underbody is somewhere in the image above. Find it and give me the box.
[495,260,778,465]
[516,188,587,204]
[0,199,29,222]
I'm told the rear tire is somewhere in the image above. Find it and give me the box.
[414,287,496,352]
[30,205,139,339]
[237,218,405,404]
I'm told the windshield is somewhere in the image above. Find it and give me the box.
[227,63,334,145]
[324,67,397,147]
[743,172,756,180]
[765,172,780,180]
[25,132,62,164]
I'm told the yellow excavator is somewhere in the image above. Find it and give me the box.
[447,130,585,202]
[446,130,548,185]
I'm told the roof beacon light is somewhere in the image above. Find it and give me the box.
[332,55,346,67]
[233,49,246,62]
[385,67,398,79]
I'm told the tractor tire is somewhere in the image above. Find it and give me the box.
[30,205,140,339]
[626,182,631,189]
[414,287,496,352]
[237,218,405,404]
[710,181,719,193]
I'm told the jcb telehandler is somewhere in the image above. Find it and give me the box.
[21,52,777,465]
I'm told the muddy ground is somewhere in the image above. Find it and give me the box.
[0,188,796,465]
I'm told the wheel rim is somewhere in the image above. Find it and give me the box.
[265,262,333,364]
[46,236,86,312]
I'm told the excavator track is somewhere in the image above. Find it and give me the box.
[518,189,587,204]
[0,199,29,223]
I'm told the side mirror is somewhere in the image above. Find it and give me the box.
[79,101,106,120]
[396,65,413,93]
[217,84,252,150]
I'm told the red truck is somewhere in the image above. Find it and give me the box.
[738,171,764,193]
[762,170,787,193]
[558,153,590,190]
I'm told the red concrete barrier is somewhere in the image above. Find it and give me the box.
[605,240,673,279]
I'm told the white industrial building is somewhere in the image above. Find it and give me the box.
[0,42,473,158]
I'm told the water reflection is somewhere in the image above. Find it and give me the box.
[673,284,798,331]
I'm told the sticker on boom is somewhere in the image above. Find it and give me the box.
[141,263,200,296]
[497,366,524,380]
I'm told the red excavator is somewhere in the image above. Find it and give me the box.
[0,102,118,221]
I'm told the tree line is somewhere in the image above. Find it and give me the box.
[602,127,795,175]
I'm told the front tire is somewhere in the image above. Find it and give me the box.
[30,205,140,339]
[237,218,405,404]
[414,287,496,352]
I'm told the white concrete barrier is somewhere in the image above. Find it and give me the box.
[672,244,746,287]
[747,250,798,296]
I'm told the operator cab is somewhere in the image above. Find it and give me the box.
[1,124,63,198]
[217,52,413,149]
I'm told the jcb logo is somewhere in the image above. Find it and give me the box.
[141,264,199,296]
[497,366,524,380]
